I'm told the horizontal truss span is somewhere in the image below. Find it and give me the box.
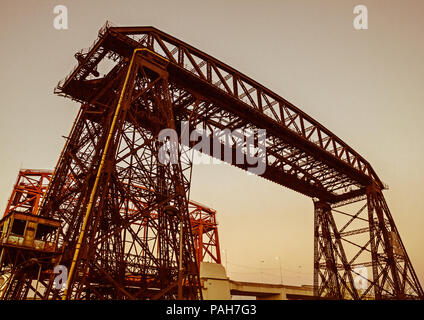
[56,23,383,203]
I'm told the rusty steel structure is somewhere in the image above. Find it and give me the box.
[0,168,220,299]
[1,169,220,261]
[3,170,52,217]
[0,22,422,300]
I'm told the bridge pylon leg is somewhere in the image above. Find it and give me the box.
[314,187,424,300]
[365,185,423,299]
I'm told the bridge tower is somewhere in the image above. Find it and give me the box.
[1,48,202,300]
[314,184,423,299]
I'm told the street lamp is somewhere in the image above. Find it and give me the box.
[298,265,302,285]
[260,259,264,283]
[222,249,228,271]
[275,256,283,285]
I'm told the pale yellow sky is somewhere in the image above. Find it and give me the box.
[0,0,423,286]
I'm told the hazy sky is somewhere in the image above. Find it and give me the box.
[0,0,423,286]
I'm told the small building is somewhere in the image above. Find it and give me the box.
[0,212,60,253]
[199,262,315,300]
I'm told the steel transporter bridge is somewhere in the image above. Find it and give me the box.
[0,23,422,300]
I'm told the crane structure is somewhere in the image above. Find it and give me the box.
[0,22,422,299]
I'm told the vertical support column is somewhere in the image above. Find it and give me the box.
[314,200,341,299]
[367,187,381,299]
[313,202,319,297]
[366,184,424,299]
[314,200,359,299]
[314,184,423,300]
[151,69,201,300]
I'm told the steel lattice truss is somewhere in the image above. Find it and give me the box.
[0,22,422,300]
[56,23,383,204]
[314,189,423,299]
[1,169,220,265]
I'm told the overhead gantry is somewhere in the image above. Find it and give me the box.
[0,22,422,300]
